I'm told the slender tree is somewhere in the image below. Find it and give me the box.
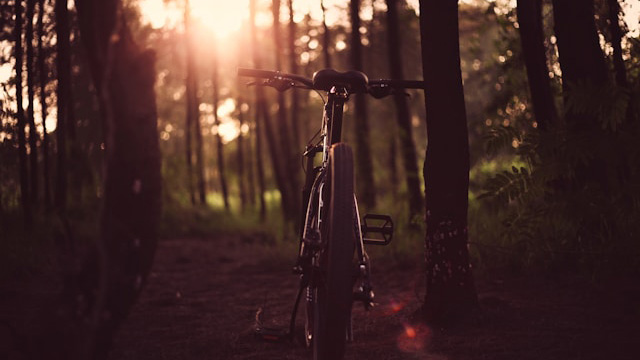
[15,0,32,225]
[37,0,51,209]
[418,0,478,325]
[55,0,70,211]
[273,0,299,220]
[320,0,332,68]
[184,1,196,204]
[236,94,248,211]
[212,38,230,211]
[516,0,558,131]
[26,0,39,206]
[188,12,206,205]
[350,0,376,208]
[288,0,300,146]
[386,0,423,219]
[250,0,267,220]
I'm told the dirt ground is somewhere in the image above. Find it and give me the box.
[107,236,639,360]
[2,234,638,360]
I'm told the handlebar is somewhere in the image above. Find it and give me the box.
[237,67,424,98]
[238,68,314,89]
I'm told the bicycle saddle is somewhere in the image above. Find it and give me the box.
[312,69,369,93]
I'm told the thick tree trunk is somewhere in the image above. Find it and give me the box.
[552,0,610,193]
[250,0,267,221]
[39,1,162,358]
[552,0,607,97]
[350,0,376,209]
[419,0,478,325]
[184,3,196,205]
[386,0,423,219]
[606,0,628,87]
[516,0,558,131]
[55,0,70,211]
[26,0,39,207]
[15,0,32,225]
[37,0,51,210]
[212,41,230,211]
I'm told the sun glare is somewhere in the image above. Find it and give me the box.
[139,0,250,38]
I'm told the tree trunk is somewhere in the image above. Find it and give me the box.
[37,0,51,210]
[320,0,332,68]
[386,0,423,219]
[55,0,70,211]
[212,39,230,211]
[516,0,558,131]
[26,0,39,207]
[187,11,205,205]
[250,0,267,221]
[350,0,376,209]
[184,2,196,205]
[551,0,607,98]
[606,0,628,87]
[236,94,248,212]
[34,1,162,358]
[288,0,300,147]
[15,0,32,226]
[418,0,478,325]
[552,0,610,192]
[273,0,299,220]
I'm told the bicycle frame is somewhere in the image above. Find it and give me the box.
[297,85,374,317]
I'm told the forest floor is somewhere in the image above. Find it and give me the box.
[2,234,639,360]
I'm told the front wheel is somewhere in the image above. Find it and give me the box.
[313,143,356,360]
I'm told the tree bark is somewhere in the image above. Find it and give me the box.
[350,0,376,209]
[37,0,51,210]
[250,0,267,221]
[55,0,70,211]
[418,0,478,325]
[386,0,423,219]
[212,39,230,211]
[516,0,558,131]
[15,0,32,226]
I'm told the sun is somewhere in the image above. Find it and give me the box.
[189,0,249,38]
[138,0,249,38]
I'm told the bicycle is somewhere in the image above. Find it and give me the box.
[238,67,424,360]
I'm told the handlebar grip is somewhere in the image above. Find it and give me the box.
[237,68,278,79]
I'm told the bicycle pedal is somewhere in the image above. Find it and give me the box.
[254,326,290,342]
[361,214,394,245]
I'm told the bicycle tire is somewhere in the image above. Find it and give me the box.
[313,143,355,360]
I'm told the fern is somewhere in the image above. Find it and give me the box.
[483,125,521,156]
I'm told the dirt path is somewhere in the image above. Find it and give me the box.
[106,236,639,360]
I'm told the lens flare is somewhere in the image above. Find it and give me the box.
[397,322,431,353]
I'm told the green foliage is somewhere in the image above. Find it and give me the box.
[475,79,640,275]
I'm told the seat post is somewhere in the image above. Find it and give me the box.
[327,86,348,146]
